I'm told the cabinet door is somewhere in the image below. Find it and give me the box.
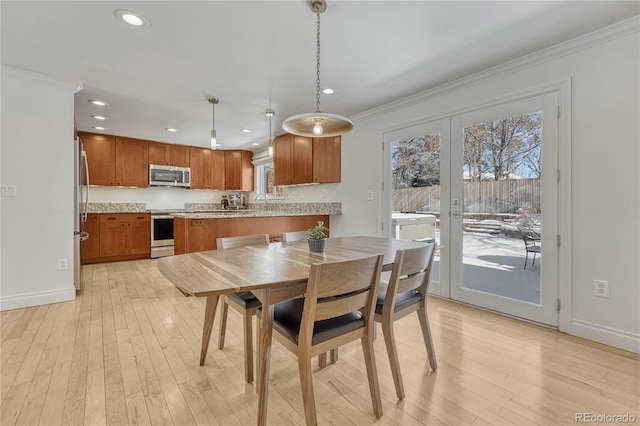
[224,151,241,190]
[189,147,212,189]
[80,214,100,262]
[80,133,116,186]
[148,141,171,165]
[125,215,151,255]
[115,137,149,187]
[313,136,341,183]
[187,219,216,253]
[273,134,292,186]
[99,218,127,257]
[211,150,225,190]
[291,135,313,184]
[241,151,254,191]
[170,144,190,167]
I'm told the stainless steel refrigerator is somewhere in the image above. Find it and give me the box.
[73,138,90,290]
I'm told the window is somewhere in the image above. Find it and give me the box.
[255,162,284,198]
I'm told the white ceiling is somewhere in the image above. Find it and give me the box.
[2,1,638,151]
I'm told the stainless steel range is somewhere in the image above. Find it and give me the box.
[149,209,184,258]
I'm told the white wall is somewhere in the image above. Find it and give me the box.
[1,67,80,309]
[335,18,640,352]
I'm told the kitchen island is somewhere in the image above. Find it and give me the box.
[173,212,332,254]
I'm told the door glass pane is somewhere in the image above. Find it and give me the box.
[391,133,441,283]
[461,112,542,304]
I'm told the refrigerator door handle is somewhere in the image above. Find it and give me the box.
[81,149,90,223]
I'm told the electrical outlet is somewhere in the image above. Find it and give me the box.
[593,280,610,298]
[58,258,68,271]
[321,190,327,199]
[0,184,17,197]
[367,190,374,201]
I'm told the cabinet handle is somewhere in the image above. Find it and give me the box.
[107,217,116,220]
[136,216,145,220]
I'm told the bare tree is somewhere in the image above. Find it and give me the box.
[392,134,441,188]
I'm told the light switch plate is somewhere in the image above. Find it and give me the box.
[0,184,17,197]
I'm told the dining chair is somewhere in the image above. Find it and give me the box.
[280,230,309,244]
[216,233,270,383]
[374,242,437,400]
[269,253,384,425]
[280,229,338,369]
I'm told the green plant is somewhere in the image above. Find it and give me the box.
[308,221,329,239]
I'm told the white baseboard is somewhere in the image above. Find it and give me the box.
[570,319,640,354]
[0,287,76,311]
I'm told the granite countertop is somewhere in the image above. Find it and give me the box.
[87,202,342,217]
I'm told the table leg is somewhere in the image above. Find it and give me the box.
[256,289,273,426]
[200,294,220,366]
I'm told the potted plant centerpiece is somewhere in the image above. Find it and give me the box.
[307,221,329,253]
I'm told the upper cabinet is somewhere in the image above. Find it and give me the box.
[211,150,226,190]
[190,147,225,190]
[273,133,341,185]
[225,151,254,191]
[148,141,190,167]
[312,136,341,183]
[80,132,116,186]
[115,137,149,187]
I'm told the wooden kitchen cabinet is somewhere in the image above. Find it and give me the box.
[273,134,313,185]
[190,147,213,189]
[80,214,100,263]
[273,133,340,185]
[211,150,226,190]
[312,136,341,183]
[115,137,149,187]
[80,133,116,186]
[224,150,254,191]
[149,141,190,167]
[81,214,150,264]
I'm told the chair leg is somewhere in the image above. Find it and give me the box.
[361,336,383,418]
[417,305,438,371]
[298,355,317,426]
[318,353,327,368]
[218,298,229,349]
[381,321,405,400]
[524,251,529,270]
[532,252,536,267]
[243,309,254,383]
[330,348,338,363]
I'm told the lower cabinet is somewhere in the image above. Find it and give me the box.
[82,213,150,264]
[174,215,330,255]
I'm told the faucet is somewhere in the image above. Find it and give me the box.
[254,193,268,203]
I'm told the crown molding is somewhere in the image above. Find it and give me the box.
[352,16,639,121]
[1,65,83,93]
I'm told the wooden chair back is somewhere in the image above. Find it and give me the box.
[301,254,384,346]
[281,230,309,244]
[383,243,436,312]
[216,233,270,250]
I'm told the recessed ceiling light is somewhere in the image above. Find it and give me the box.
[91,115,107,120]
[88,99,108,106]
[165,128,177,132]
[323,88,335,95]
[241,129,253,133]
[114,9,150,27]
[92,126,106,131]
[251,143,260,146]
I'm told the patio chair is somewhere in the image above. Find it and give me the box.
[518,226,541,270]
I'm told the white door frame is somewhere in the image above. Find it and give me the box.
[450,92,559,327]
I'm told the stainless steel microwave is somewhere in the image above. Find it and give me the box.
[149,164,191,188]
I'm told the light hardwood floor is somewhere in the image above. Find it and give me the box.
[1,258,638,425]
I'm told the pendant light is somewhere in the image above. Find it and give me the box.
[266,108,275,157]
[282,0,353,138]
[208,97,219,149]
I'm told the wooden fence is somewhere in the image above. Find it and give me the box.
[392,178,540,213]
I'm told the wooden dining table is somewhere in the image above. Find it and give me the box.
[158,235,429,426]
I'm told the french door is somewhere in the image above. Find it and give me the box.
[384,92,559,327]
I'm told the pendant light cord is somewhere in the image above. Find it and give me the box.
[315,10,322,113]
